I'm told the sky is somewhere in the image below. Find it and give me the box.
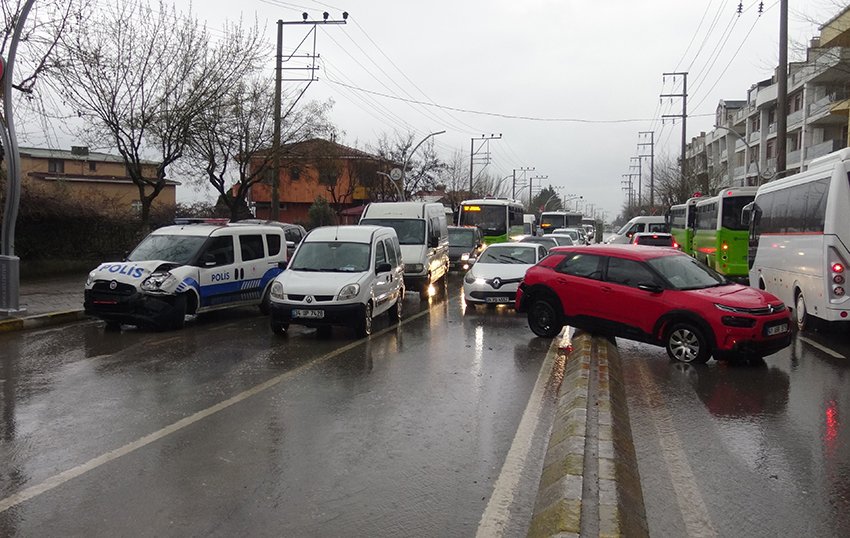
[25,0,845,222]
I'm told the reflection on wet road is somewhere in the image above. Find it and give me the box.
[0,276,557,536]
[621,329,850,537]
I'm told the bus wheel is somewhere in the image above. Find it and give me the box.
[795,291,810,332]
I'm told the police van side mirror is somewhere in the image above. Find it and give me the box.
[376,262,392,274]
[428,235,439,248]
[202,253,217,267]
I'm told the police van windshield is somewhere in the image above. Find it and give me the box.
[360,219,425,245]
[127,235,207,265]
[290,242,371,272]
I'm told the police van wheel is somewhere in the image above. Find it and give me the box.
[104,321,121,332]
[169,294,187,331]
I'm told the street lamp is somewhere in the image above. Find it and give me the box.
[714,125,762,186]
[376,171,404,201]
[403,130,446,200]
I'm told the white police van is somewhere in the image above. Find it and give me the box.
[84,221,287,331]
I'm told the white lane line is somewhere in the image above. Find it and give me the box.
[0,309,432,514]
[798,336,846,359]
[636,361,718,538]
[475,330,566,538]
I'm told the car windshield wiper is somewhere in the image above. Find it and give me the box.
[498,254,527,264]
[292,267,321,272]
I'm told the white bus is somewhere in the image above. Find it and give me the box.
[748,148,850,331]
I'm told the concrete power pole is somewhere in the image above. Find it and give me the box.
[776,0,788,176]
[271,11,348,221]
[637,131,655,207]
[662,72,688,184]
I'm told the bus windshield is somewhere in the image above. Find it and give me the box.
[460,206,506,236]
[722,196,754,230]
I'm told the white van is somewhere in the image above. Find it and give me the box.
[268,225,405,337]
[605,216,667,244]
[360,202,449,299]
[84,222,287,331]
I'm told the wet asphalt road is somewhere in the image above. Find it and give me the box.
[0,276,558,537]
[621,327,850,537]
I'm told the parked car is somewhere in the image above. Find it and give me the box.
[236,219,306,260]
[519,235,561,248]
[631,232,679,249]
[463,242,548,309]
[268,225,404,338]
[552,228,585,245]
[516,245,792,363]
[84,222,287,331]
[448,225,484,271]
[547,234,576,246]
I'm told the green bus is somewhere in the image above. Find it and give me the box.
[666,196,700,255]
[458,198,525,244]
[692,187,757,279]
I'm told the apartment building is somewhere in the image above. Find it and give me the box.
[686,6,850,188]
[21,146,177,215]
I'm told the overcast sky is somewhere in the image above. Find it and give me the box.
[31,0,846,220]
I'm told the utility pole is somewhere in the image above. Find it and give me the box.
[622,173,639,213]
[271,11,348,221]
[512,167,534,200]
[662,72,688,183]
[528,175,548,211]
[776,0,788,176]
[637,131,655,207]
[630,156,642,208]
[469,133,502,196]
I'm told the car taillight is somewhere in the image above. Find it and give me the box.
[673,242,679,249]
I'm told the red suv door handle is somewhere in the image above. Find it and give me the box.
[557,278,568,284]
[601,286,613,292]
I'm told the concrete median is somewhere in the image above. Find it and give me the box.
[528,332,648,538]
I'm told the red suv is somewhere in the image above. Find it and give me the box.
[515,245,792,363]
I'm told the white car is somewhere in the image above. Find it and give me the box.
[84,222,287,331]
[463,242,548,308]
[552,228,585,244]
[268,225,405,338]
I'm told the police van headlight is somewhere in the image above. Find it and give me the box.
[270,281,284,300]
[85,271,96,287]
[337,283,360,301]
[141,272,176,292]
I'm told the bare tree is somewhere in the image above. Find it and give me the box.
[50,0,265,230]
[435,150,469,210]
[370,131,444,197]
[184,75,337,221]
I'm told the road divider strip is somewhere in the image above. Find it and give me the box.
[0,309,87,333]
[0,308,432,514]
[527,333,648,537]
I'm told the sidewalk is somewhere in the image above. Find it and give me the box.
[0,272,88,332]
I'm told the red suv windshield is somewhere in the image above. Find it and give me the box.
[646,254,728,290]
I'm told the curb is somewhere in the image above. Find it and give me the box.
[0,310,87,333]
[527,332,648,537]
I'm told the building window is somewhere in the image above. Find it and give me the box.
[88,161,96,172]
[48,159,64,173]
[289,166,301,180]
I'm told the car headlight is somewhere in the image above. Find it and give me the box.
[270,281,284,300]
[338,283,360,301]
[141,272,176,292]
[404,263,424,273]
[86,271,96,287]
[461,253,470,261]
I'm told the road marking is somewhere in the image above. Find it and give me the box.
[636,361,718,538]
[0,309,432,514]
[475,330,566,538]
[798,336,846,359]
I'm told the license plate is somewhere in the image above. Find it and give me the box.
[767,323,788,336]
[293,309,324,319]
[486,297,510,303]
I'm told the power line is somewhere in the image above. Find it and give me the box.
[674,0,718,72]
[321,76,714,123]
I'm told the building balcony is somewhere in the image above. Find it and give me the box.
[734,165,746,178]
[807,138,844,161]
[787,108,804,126]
